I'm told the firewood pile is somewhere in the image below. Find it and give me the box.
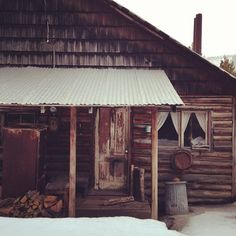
[0,190,64,218]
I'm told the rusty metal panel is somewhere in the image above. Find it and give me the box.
[0,67,183,106]
[2,128,40,198]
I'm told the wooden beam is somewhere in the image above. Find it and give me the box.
[68,106,77,217]
[232,97,236,198]
[151,108,158,220]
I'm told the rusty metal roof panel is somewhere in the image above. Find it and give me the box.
[0,67,183,106]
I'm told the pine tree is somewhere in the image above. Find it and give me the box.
[220,56,236,76]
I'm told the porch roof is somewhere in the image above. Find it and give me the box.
[0,67,183,106]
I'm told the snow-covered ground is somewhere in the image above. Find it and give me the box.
[181,204,236,236]
[0,216,186,236]
[3,205,236,236]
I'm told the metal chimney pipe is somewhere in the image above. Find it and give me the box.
[193,13,202,55]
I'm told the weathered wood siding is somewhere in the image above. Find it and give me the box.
[0,107,94,187]
[131,107,152,198]
[0,0,158,67]
[232,97,236,198]
[0,0,235,204]
[131,96,234,206]
[45,107,94,184]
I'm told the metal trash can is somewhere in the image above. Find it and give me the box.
[165,181,188,215]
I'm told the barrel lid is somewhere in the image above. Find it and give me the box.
[172,150,192,171]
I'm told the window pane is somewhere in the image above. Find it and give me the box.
[159,113,178,146]
[184,113,206,147]
[21,114,35,124]
[7,114,20,124]
[6,113,35,126]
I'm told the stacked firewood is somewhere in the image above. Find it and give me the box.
[0,190,63,217]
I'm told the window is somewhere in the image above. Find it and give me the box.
[182,112,209,148]
[158,110,210,149]
[158,112,179,147]
[0,113,4,147]
[6,112,36,127]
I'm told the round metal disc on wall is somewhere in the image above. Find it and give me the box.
[172,150,192,171]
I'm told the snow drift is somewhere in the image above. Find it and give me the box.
[0,216,186,236]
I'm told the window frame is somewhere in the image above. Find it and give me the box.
[0,112,4,148]
[158,109,212,150]
[6,112,36,127]
[180,110,211,150]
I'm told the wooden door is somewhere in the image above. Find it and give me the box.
[95,108,129,191]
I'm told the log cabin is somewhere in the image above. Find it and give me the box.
[0,0,236,218]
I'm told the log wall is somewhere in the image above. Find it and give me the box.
[45,107,94,184]
[131,96,235,208]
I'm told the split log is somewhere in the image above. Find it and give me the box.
[44,195,58,208]
[0,190,64,217]
[50,200,63,213]
[0,198,15,208]
[0,206,13,216]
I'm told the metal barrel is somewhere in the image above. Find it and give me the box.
[165,181,189,215]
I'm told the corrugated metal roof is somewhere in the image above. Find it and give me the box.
[0,67,183,106]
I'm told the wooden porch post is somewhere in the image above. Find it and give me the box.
[69,107,77,217]
[151,108,158,220]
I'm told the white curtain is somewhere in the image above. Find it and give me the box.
[157,112,169,131]
[170,112,180,135]
[195,112,207,133]
[181,112,191,134]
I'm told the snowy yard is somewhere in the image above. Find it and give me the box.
[181,204,236,236]
[2,204,236,236]
[0,216,185,236]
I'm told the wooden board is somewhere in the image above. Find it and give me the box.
[151,108,158,220]
[68,107,77,217]
[76,195,150,219]
[232,96,236,197]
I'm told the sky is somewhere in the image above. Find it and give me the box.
[115,0,236,57]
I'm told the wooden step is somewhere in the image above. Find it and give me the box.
[76,196,151,219]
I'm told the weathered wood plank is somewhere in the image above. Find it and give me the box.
[187,183,232,191]
[69,107,77,217]
[151,108,158,220]
[232,97,236,197]
[187,189,232,198]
